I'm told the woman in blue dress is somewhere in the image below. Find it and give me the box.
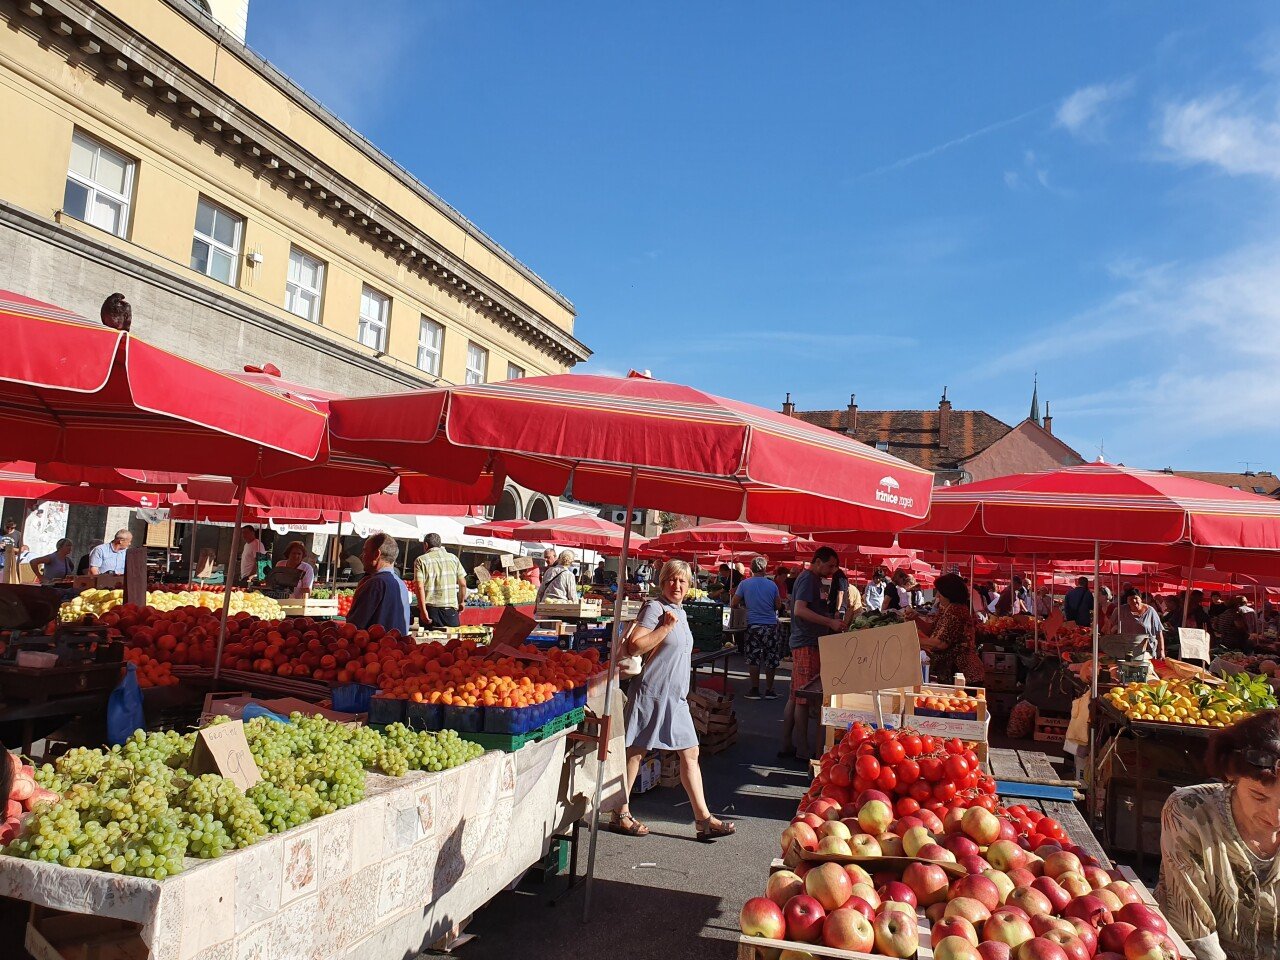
[608,559,735,840]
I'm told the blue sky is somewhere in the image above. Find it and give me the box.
[248,2,1280,472]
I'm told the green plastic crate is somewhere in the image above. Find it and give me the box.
[459,706,586,752]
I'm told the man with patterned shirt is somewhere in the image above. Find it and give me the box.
[413,533,467,628]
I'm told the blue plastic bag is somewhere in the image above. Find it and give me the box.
[107,662,146,745]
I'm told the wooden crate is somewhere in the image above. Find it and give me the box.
[535,599,603,619]
[26,907,147,960]
[821,684,990,749]
[1034,713,1070,743]
[738,912,933,959]
[275,597,340,618]
[658,751,682,788]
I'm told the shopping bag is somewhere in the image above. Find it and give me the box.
[107,662,146,745]
[1022,654,1077,714]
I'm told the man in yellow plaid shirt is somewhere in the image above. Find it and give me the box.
[414,533,468,627]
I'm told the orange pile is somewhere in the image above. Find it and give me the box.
[380,644,601,707]
[124,646,179,688]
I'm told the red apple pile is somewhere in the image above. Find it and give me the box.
[1,754,58,845]
[741,860,924,957]
[805,724,999,821]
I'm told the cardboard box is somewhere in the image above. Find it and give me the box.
[26,908,146,960]
[982,651,1019,673]
[633,753,661,794]
[1034,713,1070,743]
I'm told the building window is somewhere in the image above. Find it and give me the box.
[875,440,890,452]
[506,362,525,381]
[465,342,488,384]
[358,285,390,351]
[1230,485,1241,490]
[417,317,443,376]
[190,197,243,285]
[284,247,325,322]
[1253,486,1266,494]
[63,131,134,238]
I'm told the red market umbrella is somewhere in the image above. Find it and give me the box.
[327,370,933,916]
[0,290,328,475]
[516,514,650,553]
[646,520,801,550]
[462,518,534,538]
[329,372,934,530]
[0,462,165,507]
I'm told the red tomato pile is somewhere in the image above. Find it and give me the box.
[805,723,998,820]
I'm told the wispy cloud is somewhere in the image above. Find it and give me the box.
[1159,88,1280,179]
[1055,80,1134,139]
[854,105,1048,180]
[1004,149,1055,192]
[977,241,1280,464]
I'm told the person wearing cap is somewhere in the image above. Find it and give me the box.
[1157,709,1280,960]
[733,557,783,700]
[908,572,984,685]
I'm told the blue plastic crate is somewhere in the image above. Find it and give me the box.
[571,685,586,709]
[331,683,378,714]
[367,695,405,725]
[484,703,543,734]
[442,703,484,733]
[405,701,443,731]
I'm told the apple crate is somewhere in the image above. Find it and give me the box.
[1033,712,1070,743]
[737,912,934,960]
[535,599,603,620]
[274,596,340,618]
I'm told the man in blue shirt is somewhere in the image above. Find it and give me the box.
[1063,576,1093,627]
[733,557,783,700]
[88,529,132,575]
[346,533,410,636]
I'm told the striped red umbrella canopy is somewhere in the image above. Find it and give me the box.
[329,372,933,530]
[917,462,1280,550]
[0,290,327,475]
[516,514,649,552]
[462,518,533,538]
[645,520,803,551]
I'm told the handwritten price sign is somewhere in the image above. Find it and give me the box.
[819,622,923,697]
[190,719,262,791]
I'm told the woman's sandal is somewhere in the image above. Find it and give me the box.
[606,811,649,836]
[695,816,736,840]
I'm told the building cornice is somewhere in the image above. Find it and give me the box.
[5,0,592,366]
[0,199,437,389]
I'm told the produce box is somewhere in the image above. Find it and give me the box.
[982,650,1019,673]
[633,752,661,794]
[1034,712,1070,743]
[737,912,931,960]
[658,751,682,788]
[26,907,146,960]
[535,599,603,619]
[821,683,991,746]
[274,597,340,618]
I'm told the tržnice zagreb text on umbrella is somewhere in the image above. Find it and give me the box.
[326,369,935,916]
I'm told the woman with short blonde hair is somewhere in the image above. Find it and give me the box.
[536,548,579,603]
[608,558,735,840]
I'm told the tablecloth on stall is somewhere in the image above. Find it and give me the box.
[0,725,625,960]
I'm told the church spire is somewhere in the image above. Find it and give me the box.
[1030,373,1040,424]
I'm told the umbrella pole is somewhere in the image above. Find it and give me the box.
[1032,555,1039,654]
[187,500,200,583]
[1181,545,1197,633]
[969,554,975,615]
[332,520,344,586]
[212,482,247,683]
[1088,540,1100,823]
[583,465,639,922]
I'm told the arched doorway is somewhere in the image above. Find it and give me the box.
[493,486,521,521]
[526,496,552,523]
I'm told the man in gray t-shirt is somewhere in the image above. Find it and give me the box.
[780,546,845,762]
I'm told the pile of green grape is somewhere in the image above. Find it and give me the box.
[5,714,485,878]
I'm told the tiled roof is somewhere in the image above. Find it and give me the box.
[791,408,1011,472]
[1164,471,1280,496]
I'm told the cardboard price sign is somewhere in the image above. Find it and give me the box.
[473,564,491,583]
[1178,627,1210,662]
[819,622,923,696]
[189,720,262,791]
[1042,607,1064,641]
[491,604,537,648]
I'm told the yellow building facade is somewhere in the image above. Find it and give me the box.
[0,0,588,395]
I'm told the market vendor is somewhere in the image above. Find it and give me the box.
[779,546,845,762]
[28,539,75,584]
[1115,587,1165,658]
[536,549,578,604]
[1213,597,1252,651]
[1157,709,1280,960]
[88,529,131,575]
[264,541,315,599]
[346,533,410,635]
[908,573,985,685]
